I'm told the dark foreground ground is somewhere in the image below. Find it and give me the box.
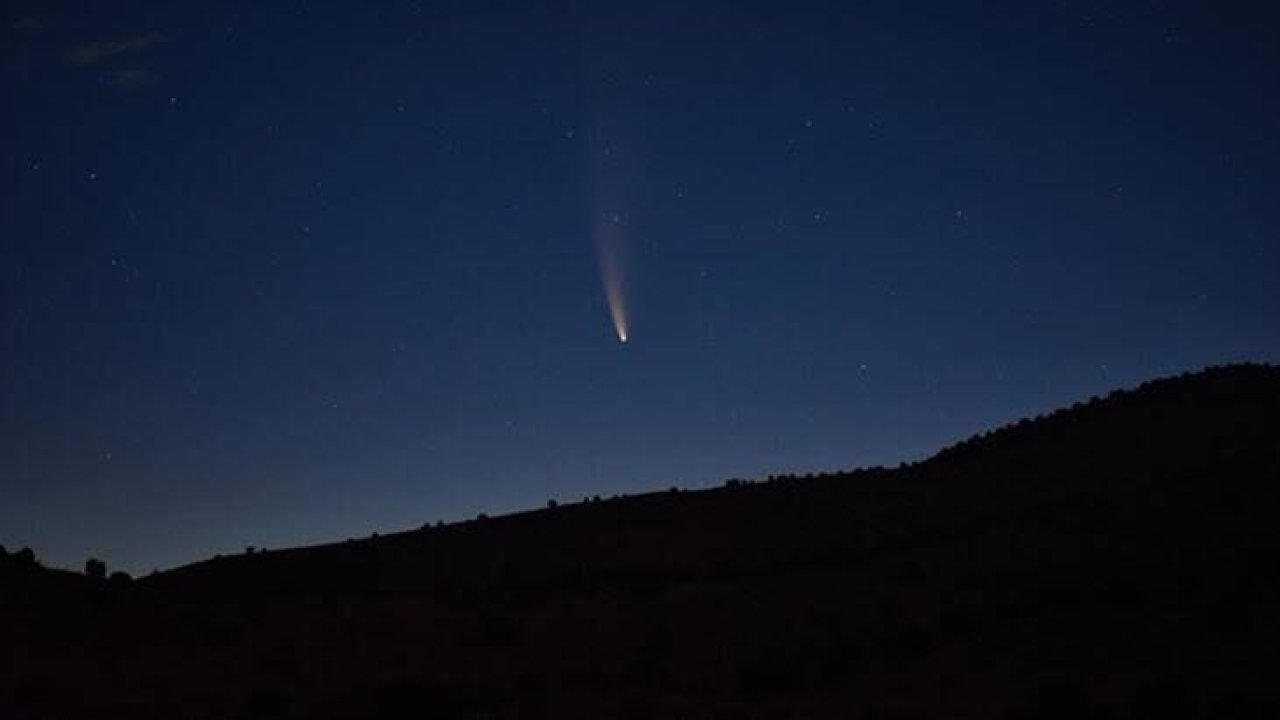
[3,364,1279,719]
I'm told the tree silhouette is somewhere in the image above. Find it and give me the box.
[84,558,107,580]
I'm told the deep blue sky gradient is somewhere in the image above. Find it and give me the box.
[4,1,1279,572]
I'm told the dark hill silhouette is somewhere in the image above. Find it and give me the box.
[4,363,1279,718]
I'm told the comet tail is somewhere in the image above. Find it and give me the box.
[598,237,628,344]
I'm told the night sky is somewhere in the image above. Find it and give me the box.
[4,2,1279,573]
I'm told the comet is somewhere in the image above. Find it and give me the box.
[586,92,633,345]
[596,216,629,344]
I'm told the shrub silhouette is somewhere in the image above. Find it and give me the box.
[10,673,56,707]
[475,613,520,648]
[84,558,107,580]
[735,643,801,702]
[619,696,657,720]
[235,685,291,720]
[875,617,936,670]
[625,624,675,688]
[511,672,547,717]
[365,677,474,720]
[1005,679,1111,720]
[1125,675,1196,719]
[862,706,923,720]
[813,632,864,691]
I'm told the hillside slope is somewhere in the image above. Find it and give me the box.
[4,364,1279,719]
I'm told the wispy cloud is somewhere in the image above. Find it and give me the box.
[107,68,155,90]
[67,33,166,66]
[12,16,44,32]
